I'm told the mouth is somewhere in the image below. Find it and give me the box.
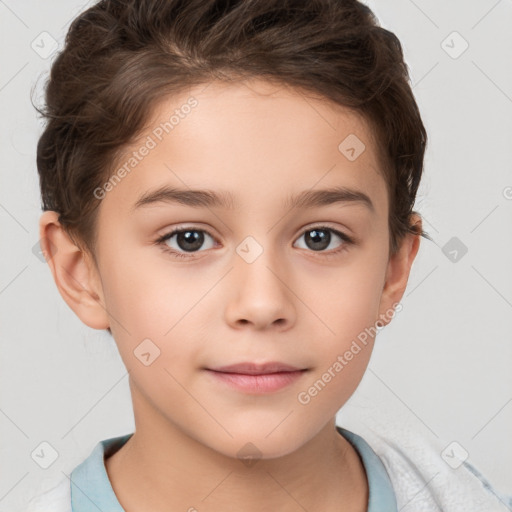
[204,362,309,394]
[208,361,305,375]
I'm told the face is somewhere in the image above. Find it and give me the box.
[54,79,409,459]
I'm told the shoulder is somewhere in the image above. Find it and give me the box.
[26,477,71,512]
[27,433,133,512]
[358,424,512,512]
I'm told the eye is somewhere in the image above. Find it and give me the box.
[155,224,355,260]
[155,227,217,259]
[293,225,354,256]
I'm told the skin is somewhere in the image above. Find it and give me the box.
[39,78,421,512]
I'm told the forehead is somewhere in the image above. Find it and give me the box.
[102,78,387,217]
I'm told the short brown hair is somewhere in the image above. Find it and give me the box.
[35,0,431,262]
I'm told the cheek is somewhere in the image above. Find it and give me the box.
[305,251,387,342]
[295,302,378,421]
[97,253,205,388]
[99,242,200,334]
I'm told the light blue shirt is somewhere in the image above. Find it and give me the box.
[70,426,398,511]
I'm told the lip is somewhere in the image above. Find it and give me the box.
[208,362,303,375]
[204,362,308,394]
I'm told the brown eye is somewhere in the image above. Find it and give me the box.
[304,228,331,251]
[156,227,217,259]
[294,226,353,254]
[174,230,206,252]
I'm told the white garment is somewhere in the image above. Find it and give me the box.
[352,423,512,511]
[27,477,70,512]
[338,396,512,512]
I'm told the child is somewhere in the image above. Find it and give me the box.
[29,0,510,511]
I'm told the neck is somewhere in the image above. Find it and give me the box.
[105,387,368,512]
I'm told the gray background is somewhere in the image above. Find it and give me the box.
[1,0,511,510]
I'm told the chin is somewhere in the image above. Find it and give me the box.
[207,427,311,463]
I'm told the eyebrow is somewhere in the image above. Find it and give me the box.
[131,185,375,213]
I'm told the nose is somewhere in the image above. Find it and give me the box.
[223,242,297,331]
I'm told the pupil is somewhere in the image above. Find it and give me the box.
[306,229,330,251]
[178,230,204,252]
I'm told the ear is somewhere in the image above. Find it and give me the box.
[377,214,422,327]
[39,211,110,330]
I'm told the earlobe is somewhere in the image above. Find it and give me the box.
[377,215,422,328]
[39,211,110,330]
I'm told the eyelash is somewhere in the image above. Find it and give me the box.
[154,225,355,260]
